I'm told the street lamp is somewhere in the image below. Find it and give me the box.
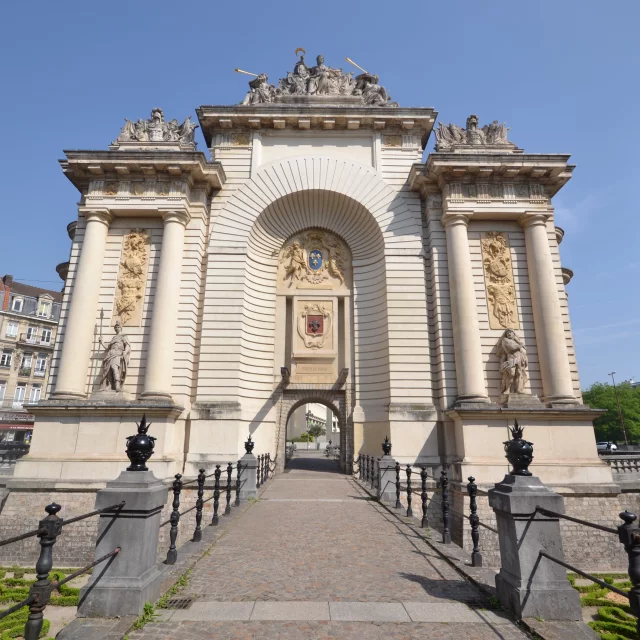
[608,371,629,447]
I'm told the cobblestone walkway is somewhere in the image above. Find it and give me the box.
[128,453,528,639]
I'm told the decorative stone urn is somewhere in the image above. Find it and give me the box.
[125,414,156,471]
[503,419,533,476]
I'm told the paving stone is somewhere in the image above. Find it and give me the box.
[329,602,411,622]
[251,601,330,620]
[171,601,255,621]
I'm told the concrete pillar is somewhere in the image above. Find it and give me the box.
[78,470,168,617]
[141,209,190,400]
[377,454,397,502]
[488,474,581,620]
[239,452,258,500]
[443,214,489,404]
[521,214,577,405]
[53,210,113,399]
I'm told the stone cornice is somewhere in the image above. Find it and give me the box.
[197,104,437,149]
[60,150,226,194]
[446,406,605,421]
[26,399,184,420]
[409,153,575,200]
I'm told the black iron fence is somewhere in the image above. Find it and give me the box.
[0,501,123,639]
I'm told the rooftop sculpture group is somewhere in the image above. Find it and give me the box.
[114,108,198,147]
[239,50,397,107]
[435,114,518,151]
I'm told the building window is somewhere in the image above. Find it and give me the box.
[41,328,52,344]
[19,353,33,376]
[11,298,23,312]
[26,326,37,343]
[35,356,47,377]
[0,381,6,401]
[0,351,12,368]
[29,385,41,403]
[5,322,18,338]
[37,301,51,318]
[13,383,26,407]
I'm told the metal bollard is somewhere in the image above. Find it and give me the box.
[193,468,206,542]
[406,465,413,518]
[467,476,482,566]
[235,461,242,506]
[420,466,428,528]
[618,510,640,634]
[225,463,233,515]
[24,503,63,640]
[211,465,221,526]
[441,466,451,544]
[395,462,402,509]
[166,474,183,564]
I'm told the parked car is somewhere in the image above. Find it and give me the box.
[596,441,618,453]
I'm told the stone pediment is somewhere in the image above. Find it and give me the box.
[237,50,397,108]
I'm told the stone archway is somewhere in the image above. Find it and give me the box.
[275,387,352,474]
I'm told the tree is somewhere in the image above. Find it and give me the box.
[582,382,640,443]
[307,424,326,441]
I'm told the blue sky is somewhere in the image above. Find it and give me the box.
[0,1,638,388]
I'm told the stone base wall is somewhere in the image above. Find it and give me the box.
[0,477,239,567]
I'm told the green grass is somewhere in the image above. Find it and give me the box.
[568,572,638,639]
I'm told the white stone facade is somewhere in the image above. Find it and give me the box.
[11,96,611,496]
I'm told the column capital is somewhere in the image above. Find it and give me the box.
[79,209,114,227]
[160,208,190,227]
[519,213,550,229]
[441,213,470,229]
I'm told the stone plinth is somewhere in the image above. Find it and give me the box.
[377,455,397,502]
[488,474,581,621]
[239,452,258,500]
[78,470,167,617]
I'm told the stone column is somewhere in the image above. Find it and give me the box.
[489,474,581,620]
[78,470,168,617]
[443,214,489,404]
[521,214,576,405]
[53,210,113,399]
[141,209,190,400]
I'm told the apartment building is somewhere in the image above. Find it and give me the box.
[0,275,61,442]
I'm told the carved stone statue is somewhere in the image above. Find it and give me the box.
[242,73,277,104]
[435,114,519,152]
[115,109,199,147]
[246,52,395,106]
[496,330,528,396]
[98,321,131,393]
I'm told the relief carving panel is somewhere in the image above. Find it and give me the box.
[278,230,351,290]
[481,232,519,330]
[112,229,150,327]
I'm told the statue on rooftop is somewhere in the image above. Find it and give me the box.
[242,73,278,104]
[435,114,518,151]
[115,109,198,146]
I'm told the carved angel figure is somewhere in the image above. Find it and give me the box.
[496,330,528,396]
[242,73,277,105]
[354,72,390,106]
[323,236,346,285]
[98,321,131,393]
[280,241,306,283]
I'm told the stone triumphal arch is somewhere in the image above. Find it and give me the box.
[2,51,620,561]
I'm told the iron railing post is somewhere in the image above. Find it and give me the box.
[395,462,402,509]
[256,455,262,489]
[235,461,242,506]
[468,476,482,566]
[166,474,182,564]
[225,463,233,515]
[211,465,221,526]
[24,503,62,640]
[406,465,413,518]
[618,510,640,633]
[420,466,428,528]
[441,466,451,544]
[193,468,206,542]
